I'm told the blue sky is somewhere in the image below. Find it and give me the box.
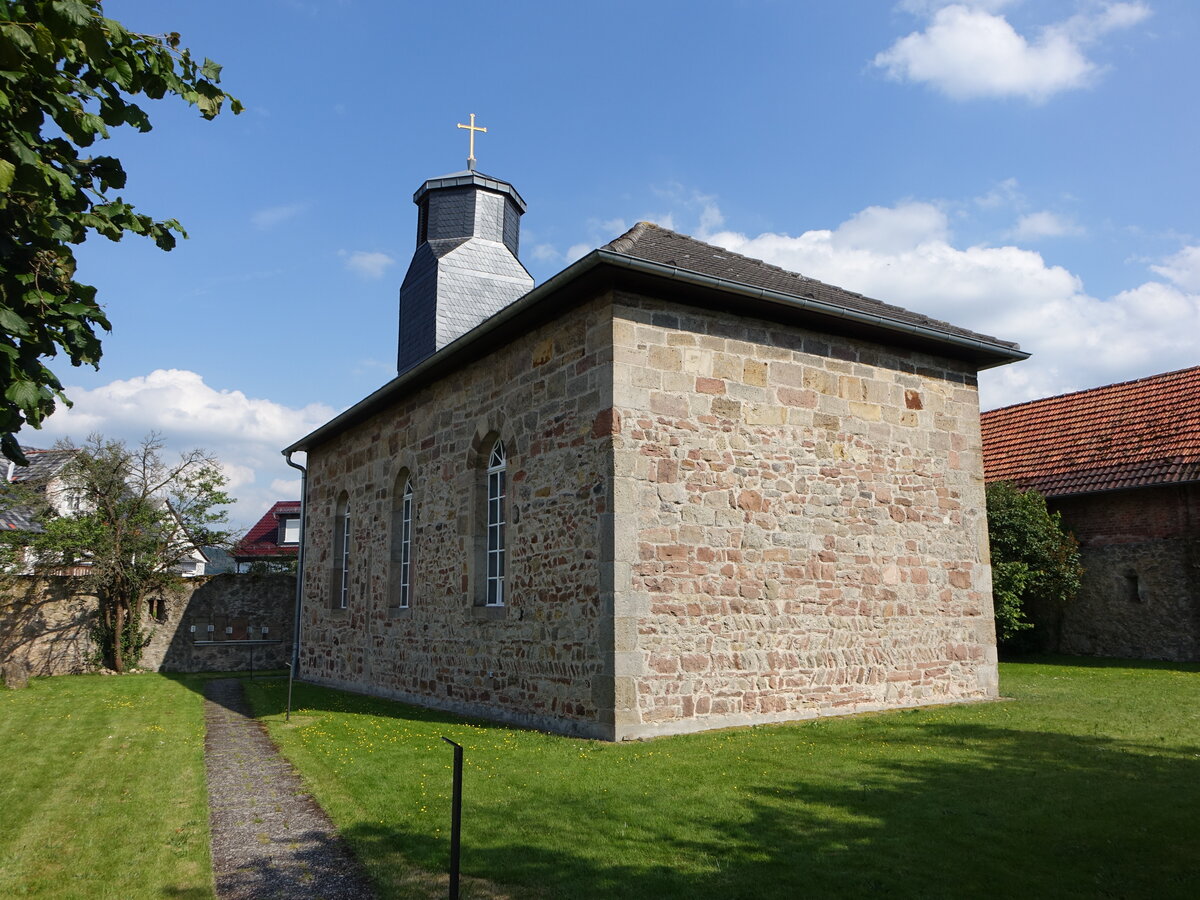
[32,0,1199,529]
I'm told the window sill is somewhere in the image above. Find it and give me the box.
[388,605,413,619]
[471,605,509,621]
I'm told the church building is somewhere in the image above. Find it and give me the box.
[286,134,1028,740]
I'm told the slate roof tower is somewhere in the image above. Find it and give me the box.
[397,169,534,373]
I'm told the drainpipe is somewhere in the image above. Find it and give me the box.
[284,451,307,674]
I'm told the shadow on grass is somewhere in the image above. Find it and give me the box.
[1000,652,1200,672]
[244,675,1200,900]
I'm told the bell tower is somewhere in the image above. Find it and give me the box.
[397,117,534,373]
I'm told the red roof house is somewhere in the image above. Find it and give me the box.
[233,501,301,573]
[981,366,1200,661]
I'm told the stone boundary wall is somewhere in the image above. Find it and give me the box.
[1050,485,1199,661]
[1,573,296,678]
[611,293,999,739]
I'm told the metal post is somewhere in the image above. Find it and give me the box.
[442,737,463,900]
[286,662,294,723]
[249,642,255,680]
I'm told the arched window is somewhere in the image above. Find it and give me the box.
[333,492,351,609]
[397,478,413,609]
[486,440,506,607]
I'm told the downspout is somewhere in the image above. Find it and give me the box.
[284,451,307,674]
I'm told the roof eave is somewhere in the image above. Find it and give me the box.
[591,249,1029,371]
[286,249,1027,453]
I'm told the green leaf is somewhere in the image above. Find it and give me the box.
[0,307,30,336]
[0,158,14,192]
[50,0,97,28]
[4,379,45,411]
[2,23,36,54]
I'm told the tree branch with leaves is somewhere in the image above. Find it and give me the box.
[0,0,240,464]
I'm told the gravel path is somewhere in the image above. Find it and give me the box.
[203,678,375,900]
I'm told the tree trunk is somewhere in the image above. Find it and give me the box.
[112,600,124,673]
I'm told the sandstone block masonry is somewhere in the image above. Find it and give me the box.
[299,289,1000,740]
[301,297,616,738]
[610,293,998,738]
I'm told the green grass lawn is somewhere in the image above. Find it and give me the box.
[0,672,214,899]
[246,658,1200,900]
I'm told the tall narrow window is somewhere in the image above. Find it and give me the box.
[398,479,413,608]
[333,493,351,610]
[486,440,506,606]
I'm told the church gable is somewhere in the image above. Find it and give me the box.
[608,293,995,737]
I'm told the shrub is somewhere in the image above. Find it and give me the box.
[985,481,1083,649]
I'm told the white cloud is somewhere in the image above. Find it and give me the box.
[975,177,1022,209]
[340,250,395,280]
[531,243,561,263]
[36,369,335,529]
[1057,1,1152,42]
[565,243,592,262]
[703,202,1200,411]
[251,202,307,229]
[829,202,949,252]
[874,2,1150,102]
[270,478,302,497]
[1011,210,1085,239]
[1150,245,1200,292]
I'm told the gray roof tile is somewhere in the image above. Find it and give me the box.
[603,222,1018,350]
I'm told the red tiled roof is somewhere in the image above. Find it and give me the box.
[981,365,1200,497]
[234,500,301,558]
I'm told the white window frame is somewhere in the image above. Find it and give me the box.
[280,515,300,545]
[398,479,413,609]
[486,440,506,607]
[338,500,351,610]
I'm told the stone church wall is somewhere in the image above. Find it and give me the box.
[300,296,617,738]
[610,293,999,739]
[1050,485,1199,661]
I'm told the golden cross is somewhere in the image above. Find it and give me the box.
[456,113,487,170]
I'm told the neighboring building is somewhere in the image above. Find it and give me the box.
[1,446,209,577]
[233,501,301,573]
[287,164,1027,740]
[202,546,237,575]
[1,447,81,531]
[981,366,1200,661]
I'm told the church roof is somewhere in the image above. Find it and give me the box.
[287,223,1026,453]
[413,169,527,212]
[604,223,1016,353]
[981,365,1200,497]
